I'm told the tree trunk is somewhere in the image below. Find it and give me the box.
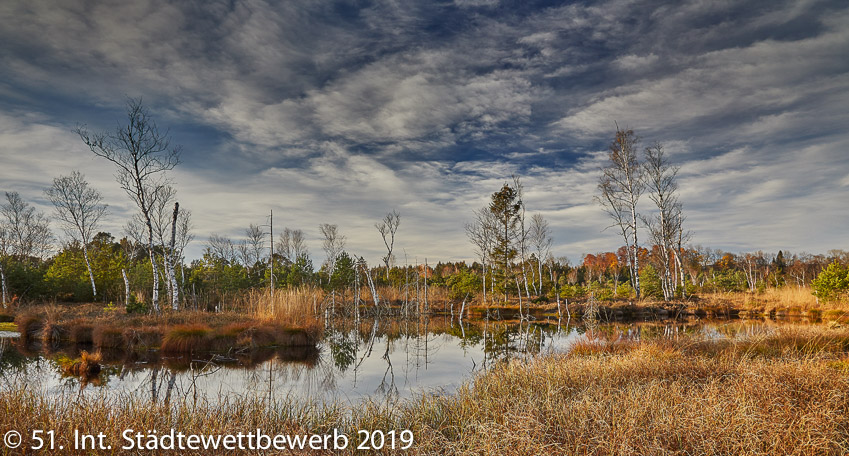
[168,202,179,310]
[0,262,6,308]
[481,261,487,305]
[521,261,531,299]
[122,268,130,307]
[423,258,429,313]
[537,258,543,297]
[631,207,641,299]
[82,245,97,298]
[145,218,160,313]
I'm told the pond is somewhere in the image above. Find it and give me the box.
[0,316,802,405]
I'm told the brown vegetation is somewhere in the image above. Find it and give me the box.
[2,325,848,455]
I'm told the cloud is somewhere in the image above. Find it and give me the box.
[0,0,847,265]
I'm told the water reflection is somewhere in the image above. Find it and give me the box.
[0,317,802,405]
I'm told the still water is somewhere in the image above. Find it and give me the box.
[0,317,786,405]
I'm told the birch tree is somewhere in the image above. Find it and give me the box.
[642,143,679,300]
[1,192,52,262]
[529,213,552,296]
[76,98,180,313]
[206,234,237,264]
[45,171,107,298]
[239,224,265,270]
[597,127,644,299]
[376,210,400,279]
[466,207,496,304]
[320,223,345,274]
[277,228,307,263]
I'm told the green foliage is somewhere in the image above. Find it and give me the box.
[44,234,130,302]
[560,283,586,299]
[446,267,481,300]
[45,246,90,301]
[710,270,747,293]
[125,293,147,314]
[329,251,356,291]
[639,264,663,299]
[616,282,634,298]
[811,261,849,301]
[588,281,614,301]
[2,259,49,302]
[489,183,522,289]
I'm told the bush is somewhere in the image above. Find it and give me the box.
[125,294,147,314]
[811,261,849,301]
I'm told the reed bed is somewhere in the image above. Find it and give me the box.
[2,326,848,455]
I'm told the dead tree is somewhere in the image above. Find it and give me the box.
[597,126,644,299]
[376,210,401,279]
[76,98,180,313]
[0,226,9,307]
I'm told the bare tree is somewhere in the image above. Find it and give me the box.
[529,213,552,296]
[45,171,107,298]
[642,143,690,299]
[206,234,237,264]
[466,207,496,304]
[597,126,644,299]
[1,192,52,262]
[76,98,181,313]
[239,224,266,270]
[277,228,308,262]
[319,223,345,274]
[375,210,401,279]
[642,143,678,300]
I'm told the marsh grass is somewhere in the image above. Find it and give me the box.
[3,325,849,455]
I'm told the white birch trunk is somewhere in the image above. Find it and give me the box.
[146,219,160,313]
[168,202,179,310]
[0,262,6,308]
[630,206,641,299]
[122,268,130,306]
[83,245,97,298]
[364,264,379,308]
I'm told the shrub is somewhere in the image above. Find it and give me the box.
[811,261,849,301]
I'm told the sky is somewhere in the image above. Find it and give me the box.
[0,0,847,266]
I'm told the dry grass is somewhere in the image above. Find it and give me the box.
[7,300,321,355]
[2,325,849,455]
[93,325,125,349]
[703,286,822,310]
[62,350,102,377]
[161,324,213,354]
[239,287,323,327]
